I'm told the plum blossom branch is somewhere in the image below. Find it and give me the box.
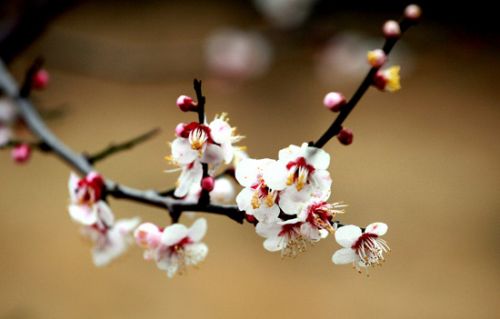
[86,127,161,164]
[313,13,419,148]
[0,60,245,223]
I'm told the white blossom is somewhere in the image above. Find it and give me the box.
[235,158,288,223]
[135,219,209,278]
[68,172,114,227]
[332,222,390,272]
[81,218,140,267]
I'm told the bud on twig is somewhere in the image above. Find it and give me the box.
[404,4,422,21]
[176,95,197,112]
[32,69,49,90]
[323,92,346,112]
[11,143,31,163]
[337,128,353,145]
[367,49,387,68]
[383,20,401,38]
[201,176,215,192]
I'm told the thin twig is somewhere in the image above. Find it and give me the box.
[87,128,161,164]
[313,16,417,148]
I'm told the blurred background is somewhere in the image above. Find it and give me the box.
[0,0,499,318]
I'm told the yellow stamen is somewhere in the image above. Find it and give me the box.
[251,191,261,209]
[385,65,401,92]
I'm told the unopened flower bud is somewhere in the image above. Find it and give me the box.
[337,128,353,145]
[11,143,31,163]
[175,123,186,137]
[87,171,104,188]
[176,95,197,112]
[32,69,50,89]
[201,176,215,192]
[404,4,422,21]
[134,223,161,249]
[246,214,257,224]
[383,20,401,38]
[323,92,346,112]
[373,66,401,92]
[367,49,387,67]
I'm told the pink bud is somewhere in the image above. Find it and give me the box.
[11,143,31,163]
[323,92,346,112]
[383,20,401,38]
[175,123,186,137]
[32,69,50,89]
[367,49,387,68]
[337,128,353,145]
[246,214,257,224]
[176,95,196,112]
[404,4,422,21]
[134,223,161,249]
[201,176,215,192]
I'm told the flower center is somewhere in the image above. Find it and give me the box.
[250,178,277,209]
[278,223,308,258]
[351,233,390,267]
[189,128,208,151]
[286,157,315,191]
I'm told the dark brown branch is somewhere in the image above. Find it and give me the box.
[87,128,161,164]
[193,78,205,124]
[0,60,245,224]
[313,16,417,148]
[193,79,211,206]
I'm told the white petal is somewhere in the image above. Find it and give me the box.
[184,243,208,265]
[68,204,97,225]
[174,161,203,198]
[235,158,260,187]
[171,138,198,164]
[332,248,357,265]
[209,118,232,144]
[236,187,254,212]
[252,205,280,224]
[278,186,310,215]
[115,217,141,234]
[262,161,288,190]
[211,177,235,204]
[300,223,322,241]
[187,218,207,242]
[310,170,332,199]
[255,220,282,238]
[97,201,115,226]
[303,144,330,169]
[68,172,80,202]
[161,224,188,246]
[201,143,224,165]
[278,144,302,164]
[221,143,234,164]
[365,222,388,237]
[335,225,362,248]
[263,236,285,252]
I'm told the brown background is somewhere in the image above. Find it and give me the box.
[1,1,499,319]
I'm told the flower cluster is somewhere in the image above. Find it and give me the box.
[68,172,139,266]
[234,143,390,272]
[167,112,244,198]
[134,218,208,278]
[235,143,344,257]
